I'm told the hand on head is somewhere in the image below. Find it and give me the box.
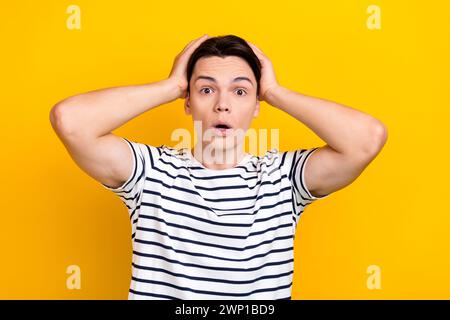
[168,34,211,99]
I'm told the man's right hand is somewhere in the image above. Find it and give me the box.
[167,34,210,99]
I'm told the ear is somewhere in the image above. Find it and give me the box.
[184,92,191,115]
[253,99,260,117]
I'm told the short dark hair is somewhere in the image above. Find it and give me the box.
[186,34,262,97]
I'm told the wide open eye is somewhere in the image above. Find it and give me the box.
[235,88,247,96]
[200,87,214,94]
[200,87,247,96]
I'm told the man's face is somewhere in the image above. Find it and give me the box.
[184,55,260,154]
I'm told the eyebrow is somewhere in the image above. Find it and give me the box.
[194,75,254,87]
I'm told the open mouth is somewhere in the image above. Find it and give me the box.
[215,124,231,129]
[212,123,233,136]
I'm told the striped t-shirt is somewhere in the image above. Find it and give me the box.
[101,137,330,300]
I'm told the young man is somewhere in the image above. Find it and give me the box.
[49,34,387,299]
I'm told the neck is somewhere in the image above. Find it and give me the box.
[191,144,246,170]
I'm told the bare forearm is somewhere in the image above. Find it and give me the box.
[50,78,181,138]
[266,86,387,157]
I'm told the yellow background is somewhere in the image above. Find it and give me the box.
[1,0,449,299]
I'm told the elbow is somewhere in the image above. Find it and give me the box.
[363,120,388,158]
[49,99,77,137]
[373,120,388,150]
[344,118,388,163]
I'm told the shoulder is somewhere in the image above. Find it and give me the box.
[278,147,318,165]
[155,144,191,168]
[276,147,320,177]
[245,148,280,170]
[122,140,185,169]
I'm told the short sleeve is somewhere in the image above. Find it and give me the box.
[100,137,148,222]
[279,147,331,222]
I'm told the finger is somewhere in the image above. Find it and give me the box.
[183,34,209,53]
[246,40,262,53]
[251,45,264,57]
[249,45,264,60]
[190,34,210,50]
[247,42,268,65]
[246,41,265,59]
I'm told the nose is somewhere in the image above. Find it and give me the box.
[214,93,230,112]
[215,104,229,112]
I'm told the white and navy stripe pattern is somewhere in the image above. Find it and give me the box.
[101,137,330,300]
